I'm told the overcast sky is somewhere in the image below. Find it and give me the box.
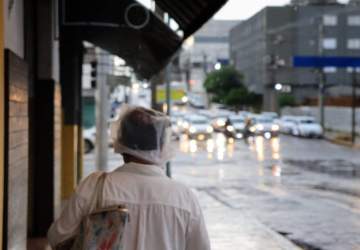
[214,0,349,20]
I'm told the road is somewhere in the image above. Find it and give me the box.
[171,134,360,250]
[84,125,360,250]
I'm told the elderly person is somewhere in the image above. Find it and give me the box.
[48,106,210,250]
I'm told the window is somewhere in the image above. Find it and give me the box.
[347,39,360,49]
[322,38,337,49]
[348,15,360,26]
[323,67,337,73]
[323,15,337,26]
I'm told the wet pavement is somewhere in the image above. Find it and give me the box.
[84,134,360,250]
[171,134,360,250]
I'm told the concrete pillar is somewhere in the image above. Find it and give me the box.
[27,0,63,238]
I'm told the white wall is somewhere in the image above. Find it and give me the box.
[4,0,24,58]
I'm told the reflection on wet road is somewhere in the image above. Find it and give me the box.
[172,134,360,250]
[178,133,235,161]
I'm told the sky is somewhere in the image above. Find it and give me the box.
[214,0,349,20]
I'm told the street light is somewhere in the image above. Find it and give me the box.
[214,62,222,70]
[275,83,283,91]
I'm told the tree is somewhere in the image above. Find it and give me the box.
[204,66,244,103]
[278,93,296,108]
[203,66,261,110]
[224,88,249,110]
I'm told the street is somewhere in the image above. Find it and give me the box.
[85,133,360,250]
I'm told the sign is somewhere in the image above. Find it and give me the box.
[293,56,360,68]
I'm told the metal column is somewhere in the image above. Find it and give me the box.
[95,48,110,171]
[351,70,357,145]
[165,61,172,178]
[318,19,326,129]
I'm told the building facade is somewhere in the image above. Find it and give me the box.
[180,19,240,106]
[230,2,360,111]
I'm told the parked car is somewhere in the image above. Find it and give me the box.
[224,115,246,139]
[249,115,280,138]
[83,122,114,154]
[291,116,323,138]
[83,127,96,153]
[184,115,213,140]
[278,115,297,134]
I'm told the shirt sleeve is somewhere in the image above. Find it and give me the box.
[186,191,211,250]
[47,172,101,248]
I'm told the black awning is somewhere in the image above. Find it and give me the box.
[155,0,228,39]
[60,0,228,79]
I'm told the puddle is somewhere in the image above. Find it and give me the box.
[283,159,360,178]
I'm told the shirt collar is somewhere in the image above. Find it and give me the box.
[115,162,167,177]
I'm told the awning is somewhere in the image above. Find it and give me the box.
[155,0,228,39]
[60,0,228,79]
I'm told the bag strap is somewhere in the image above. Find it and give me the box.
[89,172,107,212]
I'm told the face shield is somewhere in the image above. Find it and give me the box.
[110,105,174,166]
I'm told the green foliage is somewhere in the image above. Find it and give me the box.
[203,66,262,109]
[278,94,296,108]
[224,88,248,107]
[204,66,244,103]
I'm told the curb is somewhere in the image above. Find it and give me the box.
[325,136,360,149]
[248,216,302,250]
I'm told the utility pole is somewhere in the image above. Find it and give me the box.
[165,17,172,178]
[165,60,172,178]
[318,18,326,129]
[185,57,191,92]
[351,69,357,145]
[151,2,164,110]
[203,53,208,75]
[95,48,109,171]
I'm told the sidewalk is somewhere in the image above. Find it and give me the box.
[195,189,301,250]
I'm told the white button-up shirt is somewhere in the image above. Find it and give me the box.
[48,162,210,250]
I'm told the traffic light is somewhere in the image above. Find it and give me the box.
[90,60,97,88]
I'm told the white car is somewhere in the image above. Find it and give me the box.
[83,127,96,153]
[83,124,113,154]
[291,116,323,138]
[249,115,280,138]
[261,112,279,120]
[184,115,213,140]
[278,115,297,134]
[225,115,246,139]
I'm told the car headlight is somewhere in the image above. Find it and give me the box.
[271,124,280,131]
[207,126,214,133]
[250,126,256,133]
[256,124,264,131]
[226,125,234,132]
[189,127,197,133]
[182,96,188,103]
[217,120,226,127]
[236,133,243,139]
[183,122,189,129]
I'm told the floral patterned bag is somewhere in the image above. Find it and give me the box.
[56,173,130,250]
